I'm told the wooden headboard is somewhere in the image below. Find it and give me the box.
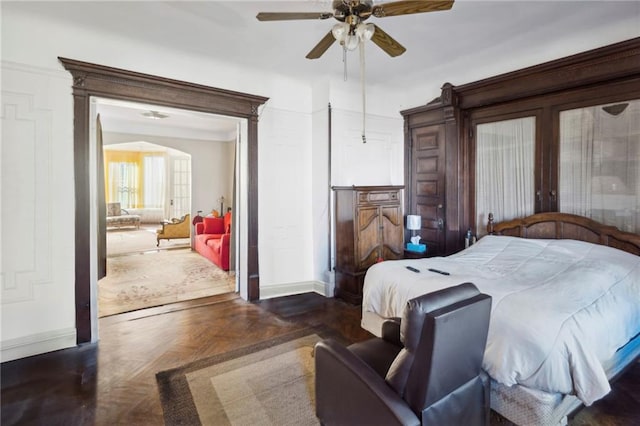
[487,212,640,256]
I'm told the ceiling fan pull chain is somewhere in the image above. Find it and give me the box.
[360,39,367,143]
[343,46,348,81]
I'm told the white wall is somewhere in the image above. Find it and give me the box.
[311,79,332,293]
[0,4,410,358]
[1,62,77,361]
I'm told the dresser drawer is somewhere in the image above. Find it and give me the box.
[357,189,400,205]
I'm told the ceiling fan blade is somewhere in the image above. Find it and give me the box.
[372,0,454,18]
[370,25,406,57]
[256,12,333,21]
[306,31,336,59]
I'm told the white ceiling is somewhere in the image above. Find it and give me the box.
[9,1,639,140]
[95,98,240,142]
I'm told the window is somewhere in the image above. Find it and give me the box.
[108,161,138,208]
[559,99,640,233]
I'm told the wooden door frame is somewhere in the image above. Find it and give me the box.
[59,58,268,343]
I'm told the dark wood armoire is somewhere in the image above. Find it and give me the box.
[401,83,464,256]
[401,38,640,257]
[333,185,404,304]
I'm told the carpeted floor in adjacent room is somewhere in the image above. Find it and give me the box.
[99,226,235,317]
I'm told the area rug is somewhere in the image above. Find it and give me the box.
[98,249,235,317]
[107,226,189,256]
[156,327,347,426]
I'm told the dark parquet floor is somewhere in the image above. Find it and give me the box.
[1,292,638,425]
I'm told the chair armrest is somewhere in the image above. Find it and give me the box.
[195,222,204,235]
[381,318,402,347]
[315,339,420,426]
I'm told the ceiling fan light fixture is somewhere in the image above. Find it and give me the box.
[344,33,360,51]
[356,23,375,41]
[331,22,349,41]
[257,0,454,59]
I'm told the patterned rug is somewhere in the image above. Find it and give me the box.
[155,327,346,426]
[155,325,522,425]
[107,226,189,256]
[98,248,235,317]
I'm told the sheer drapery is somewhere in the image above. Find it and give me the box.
[143,155,165,208]
[108,161,138,208]
[559,99,640,233]
[475,117,536,235]
[559,108,595,215]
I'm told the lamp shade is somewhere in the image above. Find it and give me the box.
[407,215,421,231]
[356,23,375,41]
[331,23,348,41]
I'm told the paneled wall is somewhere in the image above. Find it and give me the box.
[1,62,77,361]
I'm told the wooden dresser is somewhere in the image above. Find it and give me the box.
[333,185,404,304]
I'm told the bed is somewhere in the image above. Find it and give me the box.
[361,212,640,426]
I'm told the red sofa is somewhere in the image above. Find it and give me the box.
[194,212,231,271]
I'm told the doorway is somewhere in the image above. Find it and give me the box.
[60,57,268,343]
[96,98,240,317]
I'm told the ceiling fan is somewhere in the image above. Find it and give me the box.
[256,0,455,59]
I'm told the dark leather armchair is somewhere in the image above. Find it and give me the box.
[315,282,492,426]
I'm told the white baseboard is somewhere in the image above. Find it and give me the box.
[1,327,77,363]
[260,280,332,300]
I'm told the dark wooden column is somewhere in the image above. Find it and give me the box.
[247,109,260,300]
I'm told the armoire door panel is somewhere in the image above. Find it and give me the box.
[415,129,439,149]
[417,204,438,219]
[416,157,439,174]
[411,124,446,256]
[421,228,440,241]
[358,247,380,270]
[357,206,378,230]
[417,180,439,197]
[381,205,403,257]
[357,207,380,269]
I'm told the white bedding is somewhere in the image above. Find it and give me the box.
[362,235,640,405]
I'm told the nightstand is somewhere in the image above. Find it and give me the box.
[404,249,429,259]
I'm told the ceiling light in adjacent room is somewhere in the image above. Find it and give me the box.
[142,110,169,120]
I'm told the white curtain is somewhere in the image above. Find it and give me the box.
[559,99,639,233]
[559,108,595,215]
[475,117,536,235]
[108,161,138,208]
[143,155,165,208]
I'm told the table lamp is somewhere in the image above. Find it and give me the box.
[407,215,422,245]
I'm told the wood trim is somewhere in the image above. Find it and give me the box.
[402,38,640,256]
[59,58,268,343]
[455,39,640,230]
[401,83,463,254]
[487,212,640,256]
[455,37,640,109]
